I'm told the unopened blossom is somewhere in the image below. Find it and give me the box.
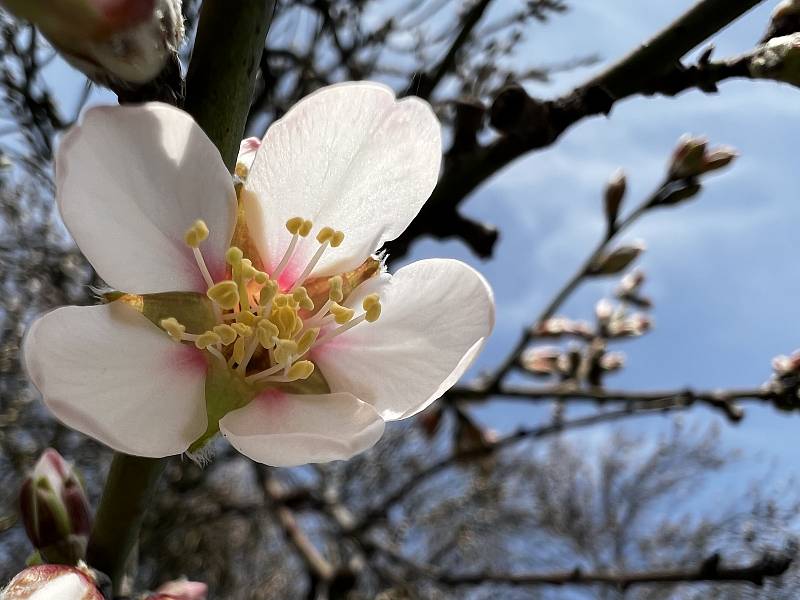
[1,564,102,600]
[0,0,183,86]
[24,82,495,467]
[19,448,92,564]
[667,135,738,180]
[147,579,207,600]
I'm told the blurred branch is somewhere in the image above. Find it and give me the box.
[387,0,766,257]
[436,548,794,588]
[450,383,789,422]
[349,399,690,534]
[407,0,494,99]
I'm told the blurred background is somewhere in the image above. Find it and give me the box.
[1,1,800,598]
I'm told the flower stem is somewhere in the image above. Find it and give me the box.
[85,2,276,593]
[86,453,167,594]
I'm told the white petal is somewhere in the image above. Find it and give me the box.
[29,573,87,600]
[56,103,237,294]
[219,391,384,467]
[245,82,441,282]
[23,302,209,457]
[312,259,494,421]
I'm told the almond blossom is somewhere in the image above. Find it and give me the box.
[24,82,495,467]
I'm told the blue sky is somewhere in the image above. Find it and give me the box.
[34,1,800,495]
[398,1,800,475]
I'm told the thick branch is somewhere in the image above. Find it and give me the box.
[387,0,765,257]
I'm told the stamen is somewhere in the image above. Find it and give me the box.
[213,324,237,345]
[329,302,354,324]
[184,220,214,288]
[237,335,261,374]
[195,331,221,350]
[328,275,344,303]
[291,227,345,291]
[315,295,382,346]
[273,217,312,281]
[207,281,240,310]
[206,346,227,365]
[286,360,315,380]
[292,287,314,311]
[160,317,186,342]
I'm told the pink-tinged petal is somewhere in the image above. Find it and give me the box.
[23,302,208,457]
[237,136,261,170]
[244,82,441,282]
[313,259,494,421]
[219,391,384,467]
[56,103,237,294]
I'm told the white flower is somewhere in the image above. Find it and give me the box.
[24,82,495,467]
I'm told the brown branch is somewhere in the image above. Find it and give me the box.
[449,384,790,422]
[387,0,766,258]
[437,549,794,588]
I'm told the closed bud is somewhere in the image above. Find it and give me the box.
[19,449,91,564]
[761,1,800,43]
[520,346,561,377]
[600,352,626,372]
[667,134,738,181]
[148,579,208,600]
[1,564,103,600]
[1,0,183,88]
[588,241,646,276]
[603,168,626,230]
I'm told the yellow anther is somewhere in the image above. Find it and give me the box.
[232,337,246,364]
[328,276,344,302]
[274,339,298,365]
[365,303,382,323]
[330,302,355,325]
[362,293,380,311]
[274,304,302,338]
[297,328,319,355]
[225,246,243,265]
[207,280,240,310]
[254,271,268,284]
[256,320,279,349]
[287,360,315,381]
[330,230,345,248]
[195,330,221,350]
[159,317,185,342]
[299,219,313,237]
[292,287,314,311]
[240,259,257,279]
[316,226,335,244]
[213,324,237,345]
[184,220,209,248]
[231,322,253,337]
[259,280,278,306]
[236,311,258,326]
[286,217,305,235]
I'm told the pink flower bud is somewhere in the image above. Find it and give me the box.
[600,352,626,372]
[19,449,91,564]
[521,346,561,376]
[1,564,103,600]
[149,580,208,600]
[0,0,183,86]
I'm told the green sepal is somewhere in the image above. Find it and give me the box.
[105,291,217,335]
[189,360,256,454]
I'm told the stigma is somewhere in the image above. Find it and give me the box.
[159,217,382,388]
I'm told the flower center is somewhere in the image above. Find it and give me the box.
[160,218,382,388]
